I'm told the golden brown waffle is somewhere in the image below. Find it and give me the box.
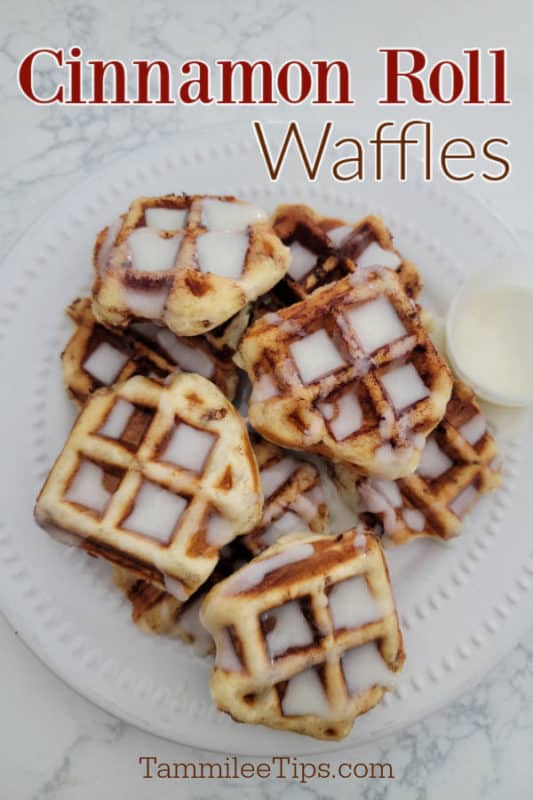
[244,437,329,555]
[62,298,239,405]
[34,372,262,600]
[91,194,290,336]
[204,304,252,357]
[237,269,453,480]
[200,528,405,740]
[112,540,250,651]
[335,380,501,544]
[270,204,421,305]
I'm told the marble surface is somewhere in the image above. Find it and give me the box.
[2,0,533,797]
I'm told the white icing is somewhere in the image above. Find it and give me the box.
[345,296,407,354]
[279,319,302,336]
[263,312,283,326]
[145,207,187,231]
[349,268,377,287]
[264,601,314,659]
[357,480,400,537]
[123,482,187,543]
[320,392,363,441]
[460,414,487,445]
[128,228,182,272]
[122,286,169,318]
[307,484,325,505]
[261,511,309,547]
[261,457,298,499]
[327,224,353,248]
[290,330,346,385]
[65,460,112,513]
[281,668,331,718]
[402,508,426,531]
[449,484,479,518]
[320,402,334,420]
[252,373,279,402]
[163,575,188,601]
[370,479,403,508]
[342,641,393,695]
[357,242,401,270]
[223,543,315,595]
[387,334,418,362]
[450,283,533,401]
[417,436,453,479]
[156,329,215,379]
[98,399,135,439]
[291,489,321,523]
[411,432,426,450]
[201,199,266,232]
[205,513,234,547]
[83,342,128,385]
[216,627,242,671]
[353,531,367,550]
[179,597,213,655]
[196,231,249,279]
[288,241,317,280]
[380,364,429,412]
[328,575,384,630]
[161,423,215,472]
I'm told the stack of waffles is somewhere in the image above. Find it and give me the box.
[34,197,500,741]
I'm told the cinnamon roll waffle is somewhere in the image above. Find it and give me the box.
[237,269,453,479]
[92,194,290,336]
[34,372,262,601]
[200,527,404,740]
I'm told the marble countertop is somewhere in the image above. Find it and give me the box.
[2,1,532,797]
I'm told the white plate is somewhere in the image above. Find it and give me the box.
[0,123,531,756]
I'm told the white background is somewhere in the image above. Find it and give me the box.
[1,0,532,797]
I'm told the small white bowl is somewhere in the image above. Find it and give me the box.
[445,259,533,407]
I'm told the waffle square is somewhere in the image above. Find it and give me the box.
[335,380,501,543]
[244,437,329,555]
[237,269,453,479]
[91,194,290,336]
[62,298,240,405]
[34,372,262,600]
[270,204,421,305]
[200,528,404,740]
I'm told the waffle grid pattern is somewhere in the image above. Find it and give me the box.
[35,373,261,598]
[92,194,289,336]
[244,439,328,555]
[339,380,501,543]
[63,298,240,405]
[201,530,404,739]
[271,205,421,303]
[240,269,453,479]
